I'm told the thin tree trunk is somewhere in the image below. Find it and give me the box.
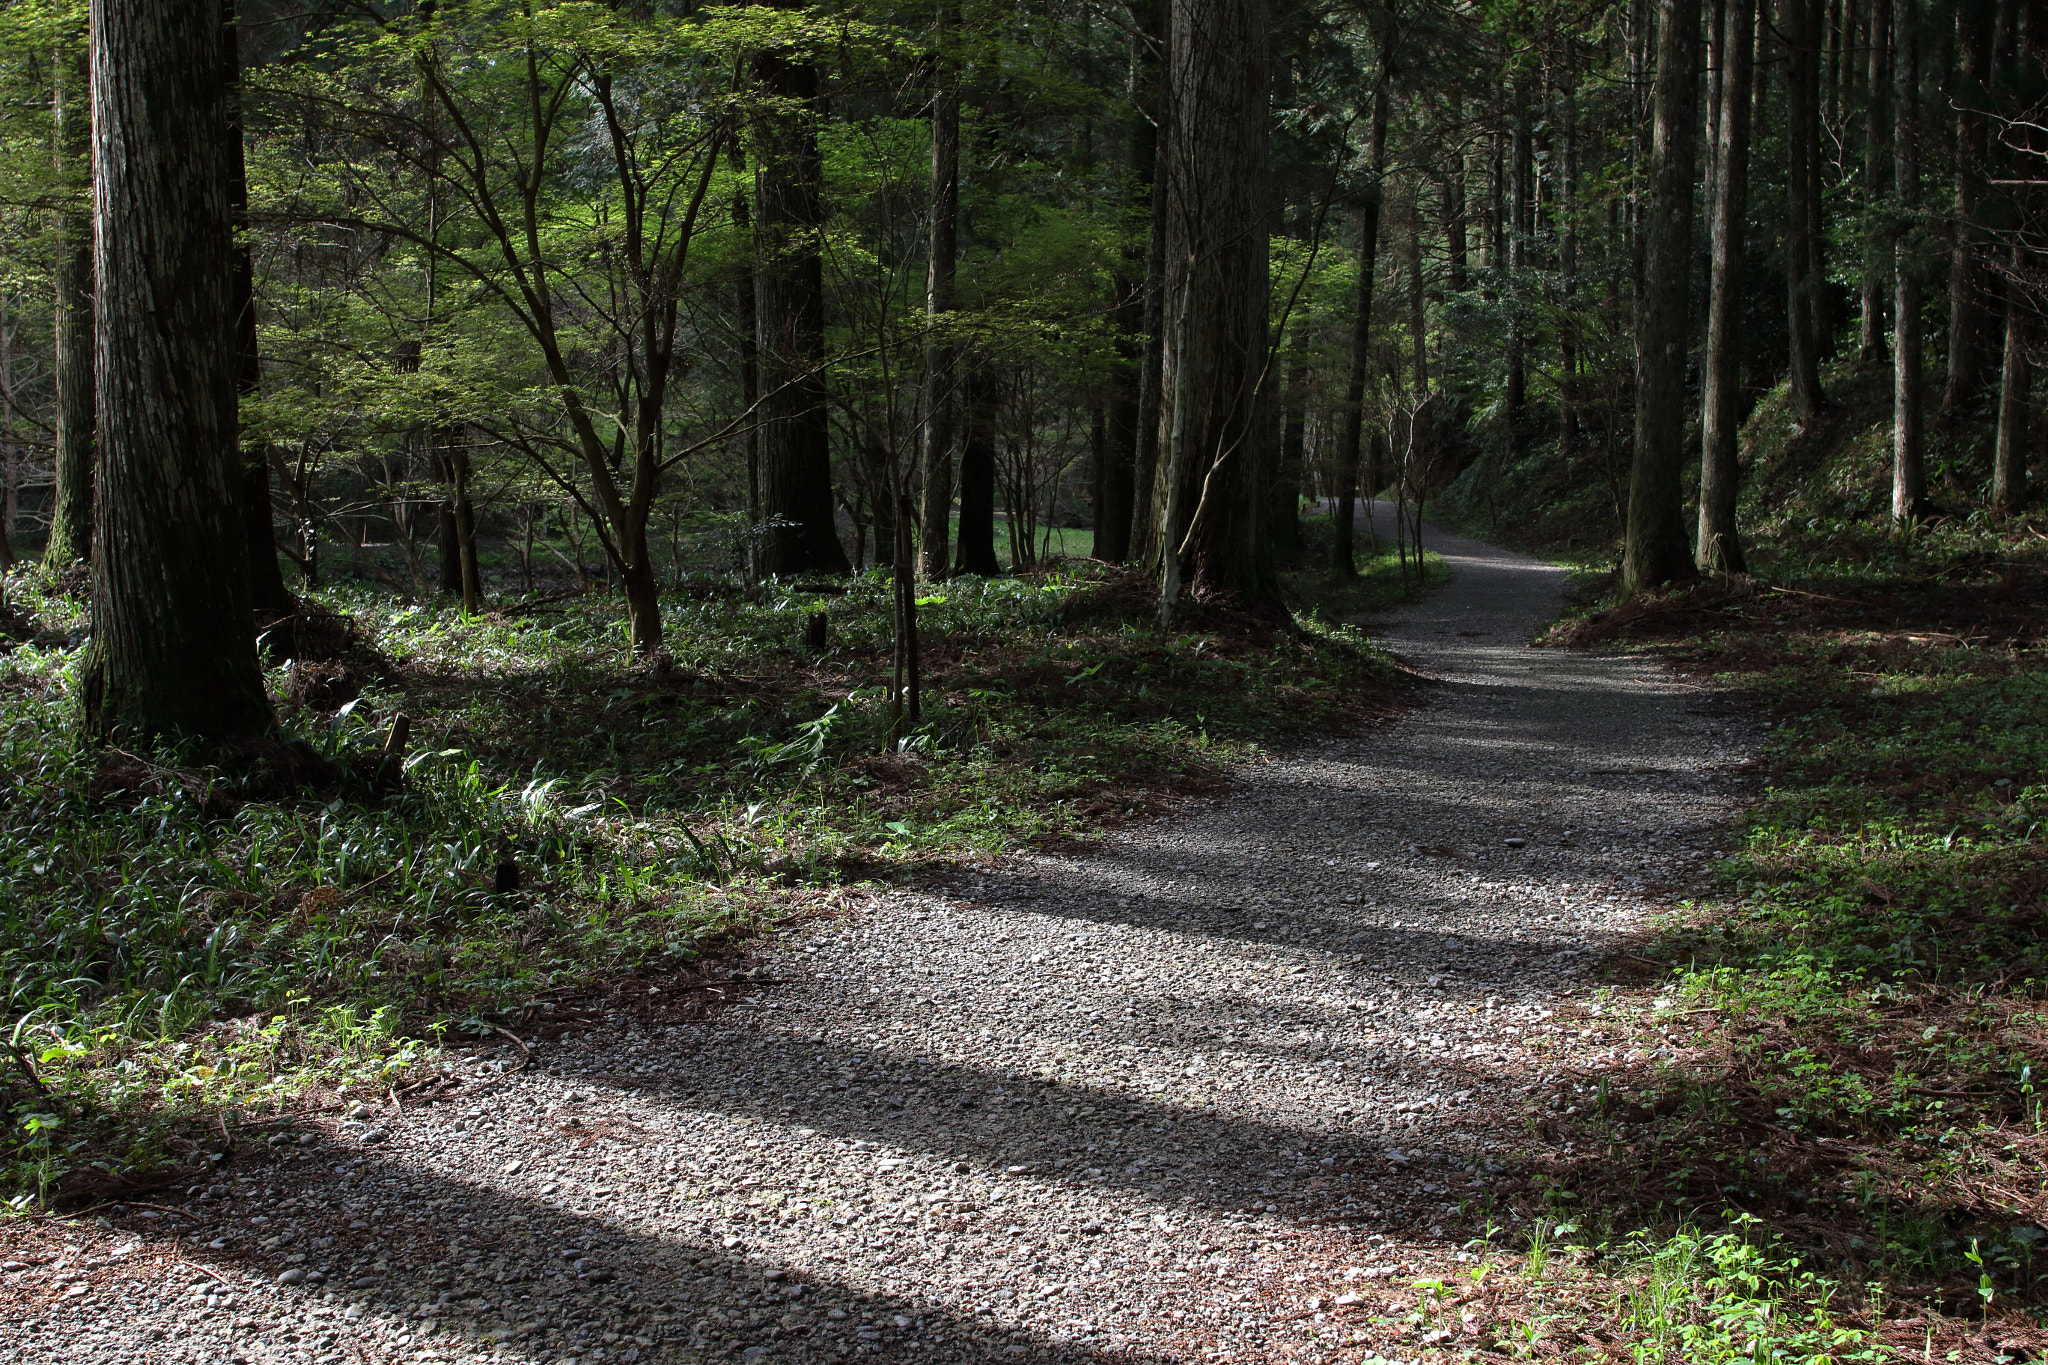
[1783,0,1826,423]
[1158,0,1274,610]
[918,2,960,580]
[45,42,93,569]
[754,47,849,576]
[1333,60,1391,582]
[1700,0,1754,573]
[1506,72,1531,446]
[1406,190,1428,398]
[1891,0,1925,521]
[82,0,274,741]
[1621,0,1702,596]
[732,150,760,573]
[1944,0,1995,407]
[1994,243,2030,511]
[452,437,479,611]
[0,296,14,569]
[1557,46,1579,444]
[1444,93,1469,290]
[1860,0,1890,363]
[1266,196,1311,563]
[866,440,896,570]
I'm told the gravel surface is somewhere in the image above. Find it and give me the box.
[2,510,1760,1364]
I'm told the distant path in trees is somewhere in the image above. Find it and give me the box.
[51,516,1761,1365]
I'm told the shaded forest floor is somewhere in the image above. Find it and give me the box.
[1394,362,2048,1357]
[1443,534,2048,1363]
[0,535,1417,1211]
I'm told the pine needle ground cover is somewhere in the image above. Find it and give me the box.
[1427,523,2048,1362]
[0,556,1407,1210]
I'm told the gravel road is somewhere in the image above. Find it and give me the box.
[2,510,1760,1365]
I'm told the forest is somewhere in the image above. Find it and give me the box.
[0,0,2043,1359]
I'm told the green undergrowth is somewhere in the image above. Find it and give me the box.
[1510,519,2048,1346]
[1360,1213,1892,1362]
[0,554,1409,1207]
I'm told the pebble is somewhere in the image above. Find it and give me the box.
[0,508,1755,1364]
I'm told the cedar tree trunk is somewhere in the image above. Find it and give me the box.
[754,49,849,576]
[1700,0,1753,573]
[1621,0,1702,597]
[82,0,274,741]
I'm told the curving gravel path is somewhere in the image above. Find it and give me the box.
[3,509,1761,1365]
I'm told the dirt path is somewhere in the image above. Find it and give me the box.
[11,515,1760,1365]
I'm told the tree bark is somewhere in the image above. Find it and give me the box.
[1943,0,1995,407]
[918,2,960,580]
[1891,0,1925,522]
[45,42,93,569]
[1621,0,1702,597]
[754,48,849,576]
[1994,243,2030,512]
[1860,0,1890,363]
[1333,57,1391,582]
[1126,0,1171,568]
[1557,46,1580,444]
[1783,0,1826,423]
[1699,0,1754,573]
[82,0,274,741]
[1158,0,1275,610]
[1505,72,1531,445]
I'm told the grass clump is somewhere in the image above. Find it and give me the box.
[1510,524,2048,1345]
[0,551,1409,1207]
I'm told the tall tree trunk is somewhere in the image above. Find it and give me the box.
[1506,72,1531,446]
[1126,0,1171,568]
[1157,0,1274,611]
[1994,243,2030,512]
[1406,190,1428,398]
[1097,4,1157,566]
[1700,0,1754,572]
[1621,0,1702,597]
[1444,93,1469,290]
[1557,46,1580,444]
[732,151,760,571]
[918,2,960,580]
[1783,0,1826,422]
[46,42,93,569]
[1944,0,1995,407]
[82,0,274,742]
[1806,0,1834,361]
[754,48,849,576]
[1860,0,1890,363]
[955,365,1001,575]
[1891,0,1925,522]
[1332,65,1390,583]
